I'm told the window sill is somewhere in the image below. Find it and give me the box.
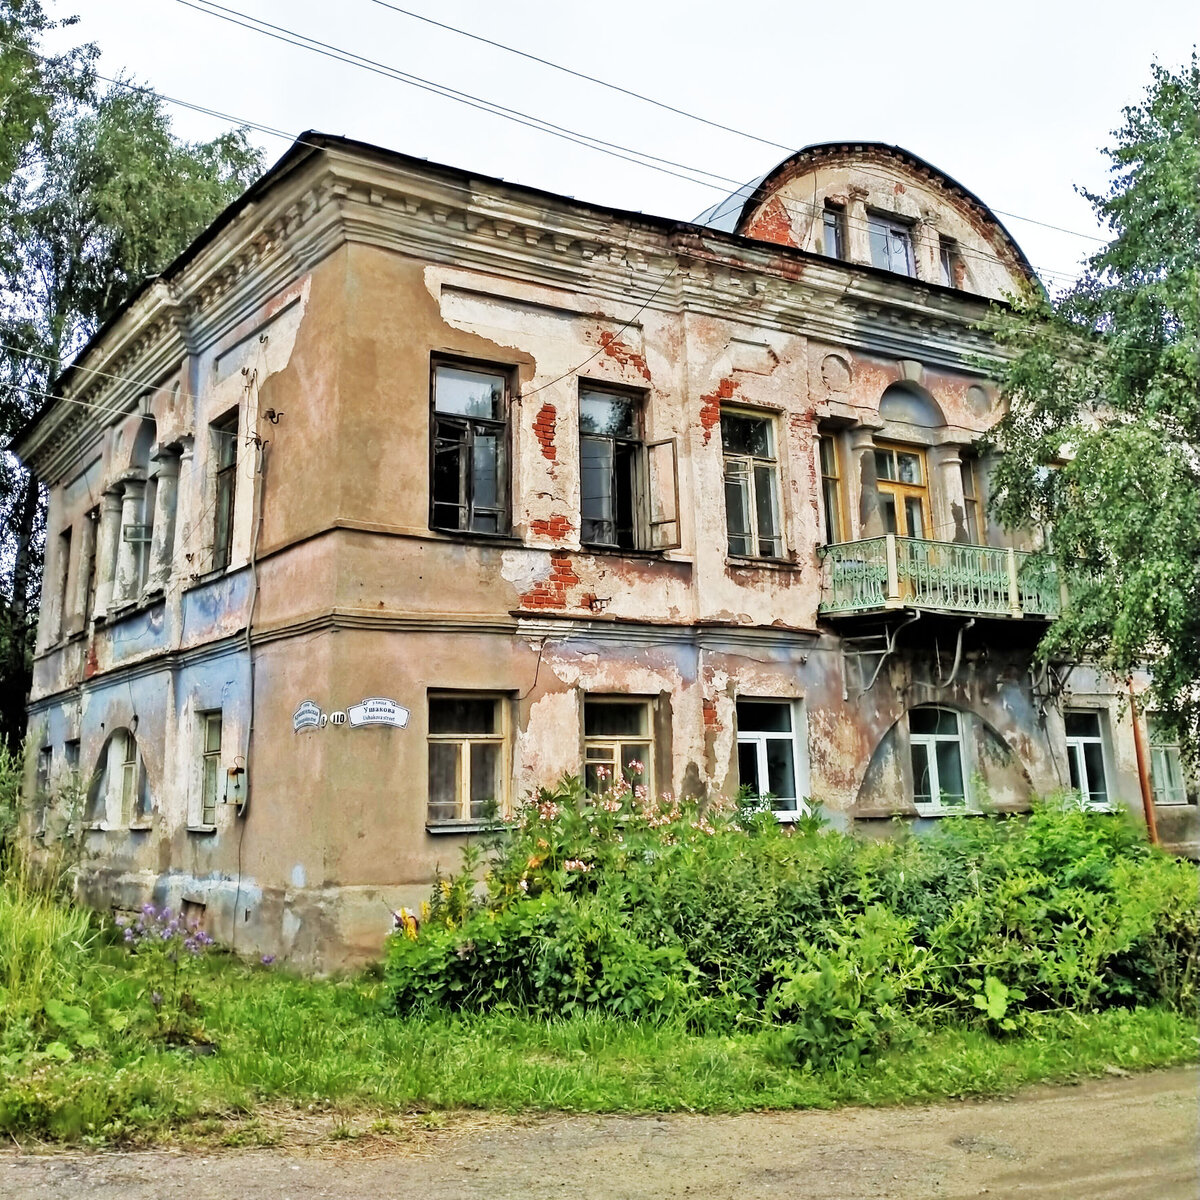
[426,819,506,835]
[187,823,218,835]
[725,556,798,572]
[581,545,688,562]
[185,565,241,591]
[912,804,975,819]
[127,821,153,832]
[426,527,522,548]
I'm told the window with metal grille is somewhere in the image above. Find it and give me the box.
[583,697,653,796]
[211,412,238,571]
[431,362,509,535]
[910,706,968,814]
[721,410,783,559]
[427,694,507,823]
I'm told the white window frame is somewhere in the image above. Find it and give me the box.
[197,710,223,828]
[909,706,970,816]
[1064,709,1112,810]
[1148,718,1188,806]
[721,408,785,560]
[735,699,809,820]
[583,696,655,796]
[426,693,510,825]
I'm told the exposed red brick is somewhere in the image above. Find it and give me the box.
[532,402,556,460]
[745,196,798,247]
[529,514,573,541]
[702,697,720,729]
[84,640,99,680]
[699,377,737,444]
[598,331,651,380]
[518,552,580,611]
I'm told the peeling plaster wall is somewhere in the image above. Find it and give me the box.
[19,142,1194,971]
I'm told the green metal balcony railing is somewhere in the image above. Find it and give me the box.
[818,535,1062,619]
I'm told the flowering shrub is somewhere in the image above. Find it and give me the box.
[385,779,1198,1063]
[116,904,214,1041]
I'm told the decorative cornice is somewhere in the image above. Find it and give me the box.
[17,143,1011,479]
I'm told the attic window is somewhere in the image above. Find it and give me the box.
[867,213,915,277]
[939,238,961,287]
[822,205,846,261]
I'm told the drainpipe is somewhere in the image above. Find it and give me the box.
[1127,680,1158,846]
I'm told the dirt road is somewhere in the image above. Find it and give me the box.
[2,1067,1195,1199]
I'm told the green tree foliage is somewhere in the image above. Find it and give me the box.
[985,58,1200,754]
[0,6,263,746]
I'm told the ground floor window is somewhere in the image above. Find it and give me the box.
[735,699,804,816]
[86,728,148,826]
[1148,718,1188,805]
[427,694,507,823]
[199,711,223,826]
[910,706,967,814]
[583,697,653,795]
[1065,710,1110,809]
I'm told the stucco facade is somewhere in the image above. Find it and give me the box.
[15,136,1196,969]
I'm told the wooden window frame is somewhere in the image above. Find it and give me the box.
[583,696,655,797]
[822,204,846,261]
[426,692,510,825]
[867,212,916,277]
[211,410,239,572]
[961,455,985,544]
[1147,718,1188,806]
[818,432,847,544]
[875,442,931,539]
[429,357,512,537]
[200,710,223,827]
[721,407,785,560]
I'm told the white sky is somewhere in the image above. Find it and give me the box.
[48,0,1199,292]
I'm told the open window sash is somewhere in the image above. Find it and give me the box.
[646,437,681,551]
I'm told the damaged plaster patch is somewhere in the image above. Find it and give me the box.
[501,549,553,593]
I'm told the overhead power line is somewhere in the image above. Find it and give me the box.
[362,0,1107,246]
[170,0,1086,285]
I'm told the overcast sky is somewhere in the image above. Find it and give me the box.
[50,1,1198,292]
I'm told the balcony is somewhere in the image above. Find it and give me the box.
[819,535,1061,620]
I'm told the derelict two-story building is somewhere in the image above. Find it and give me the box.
[15,134,1195,968]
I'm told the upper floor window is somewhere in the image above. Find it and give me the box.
[875,444,929,538]
[721,410,783,559]
[867,213,915,277]
[939,237,961,287]
[1148,718,1187,806]
[910,706,967,814]
[580,385,643,550]
[427,693,508,824]
[82,507,98,621]
[818,433,846,544]
[822,204,846,261]
[735,699,805,817]
[961,456,985,543]
[584,697,654,796]
[1064,710,1110,809]
[431,361,509,535]
[211,411,239,571]
[55,527,72,640]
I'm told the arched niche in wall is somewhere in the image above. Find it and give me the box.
[854,702,1034,814]
[84,727,151,825]
[878,382,945,430]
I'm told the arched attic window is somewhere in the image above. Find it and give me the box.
[84,728,151,826]
[879,383,945,429]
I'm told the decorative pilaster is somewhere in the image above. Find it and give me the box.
[930,445,967,542]
[850,422,884,538]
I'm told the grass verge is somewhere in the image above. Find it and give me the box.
[2,943,1195,1145]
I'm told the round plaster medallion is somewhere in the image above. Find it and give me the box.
[966,384,992,416]
[821,353,852,393]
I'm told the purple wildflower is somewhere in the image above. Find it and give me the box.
[261,954,275,966]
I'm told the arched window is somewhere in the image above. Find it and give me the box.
[908,706,968,815]
[84,729,151,827]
